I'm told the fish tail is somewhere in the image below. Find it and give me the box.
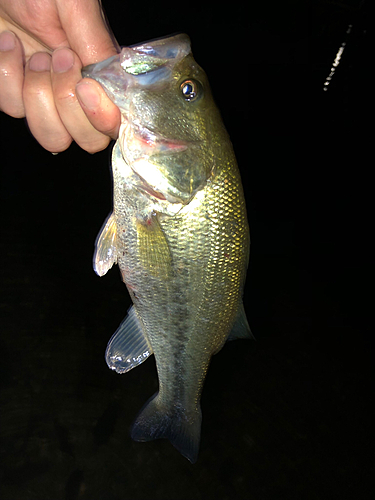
[131,393,201,464]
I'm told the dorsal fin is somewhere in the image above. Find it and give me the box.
[227,302,255,341]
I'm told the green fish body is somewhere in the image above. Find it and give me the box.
[83,34,251,463]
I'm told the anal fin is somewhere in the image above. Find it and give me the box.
[105,306,153,373]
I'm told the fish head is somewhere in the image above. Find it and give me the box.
[82,34,225,204]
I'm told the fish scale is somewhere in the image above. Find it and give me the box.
[82,33,251,463]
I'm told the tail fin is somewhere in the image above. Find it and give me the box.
[131,393,201,464]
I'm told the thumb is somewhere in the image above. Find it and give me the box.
[58,0,119,65]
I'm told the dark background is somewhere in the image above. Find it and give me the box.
[0,1,372,499]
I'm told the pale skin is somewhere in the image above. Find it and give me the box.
[0,0,121,153]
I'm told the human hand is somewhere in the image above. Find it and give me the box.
[0,0,121,153]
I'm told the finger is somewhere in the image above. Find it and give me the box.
[51,47,111,153]
[58,0,119,64]
[76,79,121,140]
[0,30,25,118]
[23,52,72,153]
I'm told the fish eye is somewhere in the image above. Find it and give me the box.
[180,79,201,102]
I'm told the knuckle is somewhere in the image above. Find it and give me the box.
[0,95,25,117]
[79,136,110,154]
[0,104,25,118]
[0,79,24,118]
[23,82,50,101]
[23,77,53,105]
[53,90,77,108]
[10,109,25,119]
[0,66,14,79]
[42,134,72,153]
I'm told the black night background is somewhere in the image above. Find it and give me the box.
[0,1,372,499]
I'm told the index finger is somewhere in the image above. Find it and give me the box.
[58,0,119,64]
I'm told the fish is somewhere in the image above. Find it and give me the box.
[82,33,252,463]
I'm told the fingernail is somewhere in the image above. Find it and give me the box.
[0,31,16,51]
[29,52,51,72]
[52,48,74,73]
[76,81,101,110]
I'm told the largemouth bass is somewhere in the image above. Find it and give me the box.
[82,33,252,463]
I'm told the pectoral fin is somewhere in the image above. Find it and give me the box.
[136,213,172,278]
[105,306,153,374]
[94,212,118,276]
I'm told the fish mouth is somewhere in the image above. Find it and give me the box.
[81,34,192,111]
